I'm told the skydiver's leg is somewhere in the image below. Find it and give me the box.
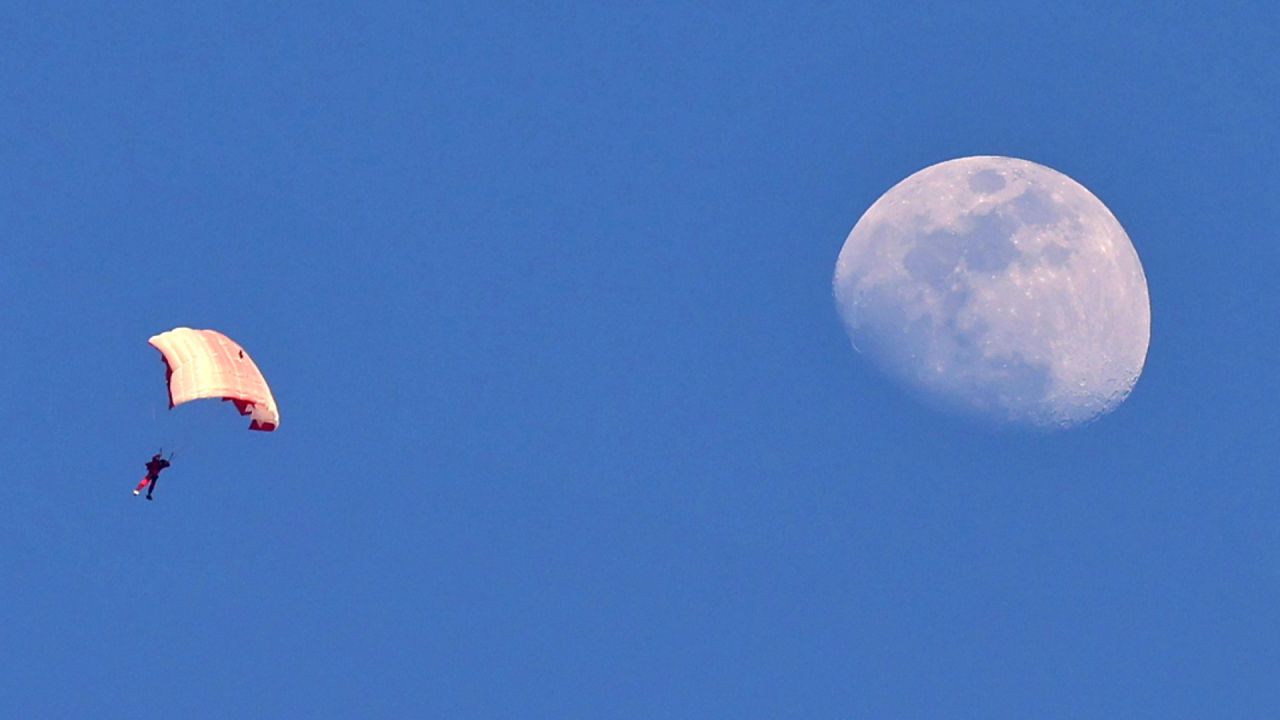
[146,476,157,500]
[134,476,151,495]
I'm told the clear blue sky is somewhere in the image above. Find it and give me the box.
[2,3,1278,717]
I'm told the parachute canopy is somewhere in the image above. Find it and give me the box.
[149,327,279,431]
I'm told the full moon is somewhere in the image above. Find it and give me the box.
[833,156,1150,429]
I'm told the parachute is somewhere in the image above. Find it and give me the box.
[149,327,279,431]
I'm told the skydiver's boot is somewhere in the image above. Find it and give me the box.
[134,476,151,496]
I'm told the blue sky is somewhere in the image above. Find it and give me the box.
[2,2,1278,717]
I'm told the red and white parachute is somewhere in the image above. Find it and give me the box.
[149,327,279,431]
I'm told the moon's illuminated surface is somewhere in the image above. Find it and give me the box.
[834,156,1150,428]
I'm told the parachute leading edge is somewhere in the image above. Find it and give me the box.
[149,327,279,431]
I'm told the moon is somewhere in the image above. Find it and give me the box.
[833,156,1150,429]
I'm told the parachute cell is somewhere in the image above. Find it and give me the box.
[149,327,280,431]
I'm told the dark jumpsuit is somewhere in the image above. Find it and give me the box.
[135,456,171,499]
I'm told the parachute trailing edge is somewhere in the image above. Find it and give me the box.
[148,327,279,431]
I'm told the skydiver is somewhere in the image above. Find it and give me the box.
[133,452,171,501]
